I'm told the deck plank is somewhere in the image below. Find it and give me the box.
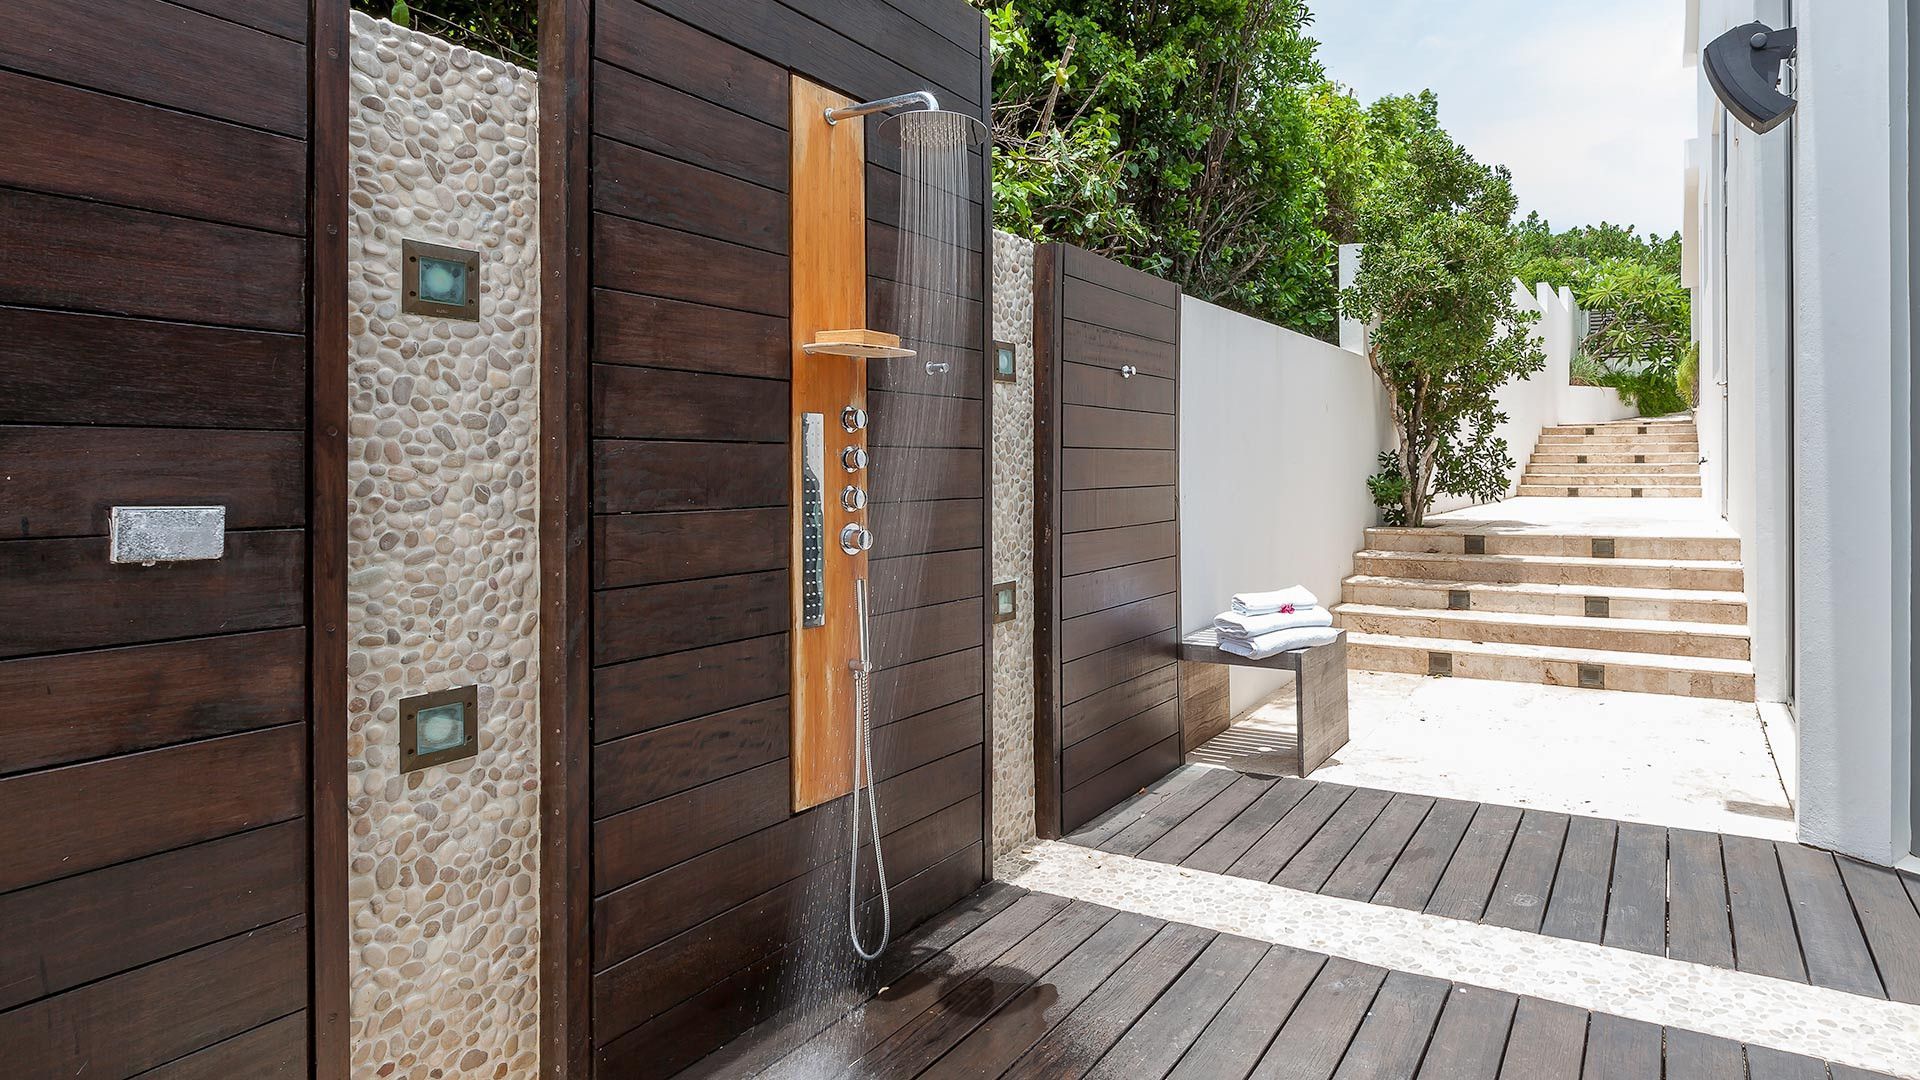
[1722,833,1808,983]
[1329,970,1450,1080]
[1165,946,1325,1080]
[1834,856,1920,1004]
[1274,787,1396,892]
[1064,766,1214,848]
[1080,934,1268,1080]
[1743,1046,1830,1080]
[1579,1014,1661,1080]
[1776,842,1885,998]
[1414,985,1518,1080]
[679,883,1024,1078]
[846,902,1117,1079]
[1372,799,1478,911]
[1483,810,1571,933]
[920,913,1159,1075]
[752,892,1075,1080]
[1426,804,1524,922]
[1541,816,1617,943]
[1662,1028,1748,1080]
[1667,830,1735,968]
[1182,777,1313,874]
[1100,769,1241,857]
[1245,957,1388,1080]
[1225,783,1354,883]
[997,922,1214,1079]
[1321,793,1436,903]
[1497,998,1588,1080]
[1137,775,1274,866]
[1601,822,1667,956]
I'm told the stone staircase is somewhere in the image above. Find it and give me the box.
[1518,415,1703,497]
[1333,517,1756,702]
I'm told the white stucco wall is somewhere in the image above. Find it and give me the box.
[1178,297,1395,714]
[1789,0,1913,864]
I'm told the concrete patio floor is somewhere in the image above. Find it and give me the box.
[1190,670,1796,840]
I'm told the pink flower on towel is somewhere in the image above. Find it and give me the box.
[1280,603,1295,614]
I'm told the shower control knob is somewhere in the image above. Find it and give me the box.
[841,446,869,472]
[840,523,874,555]
[1120,364,1138,379]
[841,405,868,432]
[841,485,867,512]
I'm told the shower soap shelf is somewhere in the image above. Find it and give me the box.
[804,329,916,359]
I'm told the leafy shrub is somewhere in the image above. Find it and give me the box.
[1676,341,1700,408]
[1569,348,1607,387]
[1368,452,1408,526]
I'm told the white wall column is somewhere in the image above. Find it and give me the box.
[1791,0,1914,865]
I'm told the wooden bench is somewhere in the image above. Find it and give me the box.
[1178,628,1350,777]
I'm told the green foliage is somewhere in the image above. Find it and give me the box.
[1676,340,1701,408]
[1569,348,1606,387]
[349,0,536,63]
[1342,128,1544,527]
[1367,452,1408,527]
[1514,213,1682,290]
[1517,214,1694,418]
[981,1,1440,338]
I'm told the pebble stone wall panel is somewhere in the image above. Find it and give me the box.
[992,231,1039,858]
[344,15,542,1079]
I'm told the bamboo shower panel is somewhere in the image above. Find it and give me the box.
[790,76,868,812]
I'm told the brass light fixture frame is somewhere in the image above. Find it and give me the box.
[399,684,481,772]
[403,238,482,321]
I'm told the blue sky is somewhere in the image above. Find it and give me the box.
[1307,0,1694,236]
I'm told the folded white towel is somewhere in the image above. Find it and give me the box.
[1214,606,1334,639]
[1231,586,1318,616]
[1218,625,1340,660]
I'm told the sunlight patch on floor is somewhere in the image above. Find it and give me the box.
[1190,670,1794,840]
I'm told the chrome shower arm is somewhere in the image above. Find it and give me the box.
[824,90,940,125]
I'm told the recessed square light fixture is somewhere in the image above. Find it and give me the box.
[403,238,481,321]
[993,340,1017,382]
[399,684,481,771]
[992,580,1018,623]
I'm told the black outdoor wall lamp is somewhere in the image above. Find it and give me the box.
[1703,21,1797,134]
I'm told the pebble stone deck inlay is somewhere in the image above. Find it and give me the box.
[996,840,1920,1078]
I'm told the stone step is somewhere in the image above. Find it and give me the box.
[1530,451,1700,465]
[1515,483,1704,498]
[1521,460,1700,475]
[1361,527,1740,561]
[1535,435,1701,448]
[1349,550,1742,590]
[1341,574,1750,623]
[1332,603,1752,660]
[1344,632,1757,701]
[1541,420,1697,436]
[1523,470,1700,485]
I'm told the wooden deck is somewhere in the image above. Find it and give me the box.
[1064,767,1920,1005]
[682,880,1897,1079]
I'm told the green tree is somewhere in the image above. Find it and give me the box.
[1344,129,1545,526]
[981,1,1438,338]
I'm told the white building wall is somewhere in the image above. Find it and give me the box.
[1178,297,1395,715]
[1694,0,1916,863]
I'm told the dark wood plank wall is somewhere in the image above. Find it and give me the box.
[0,0,321,1075]
[582,1,991,1074]
[1036,244,1184,836]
